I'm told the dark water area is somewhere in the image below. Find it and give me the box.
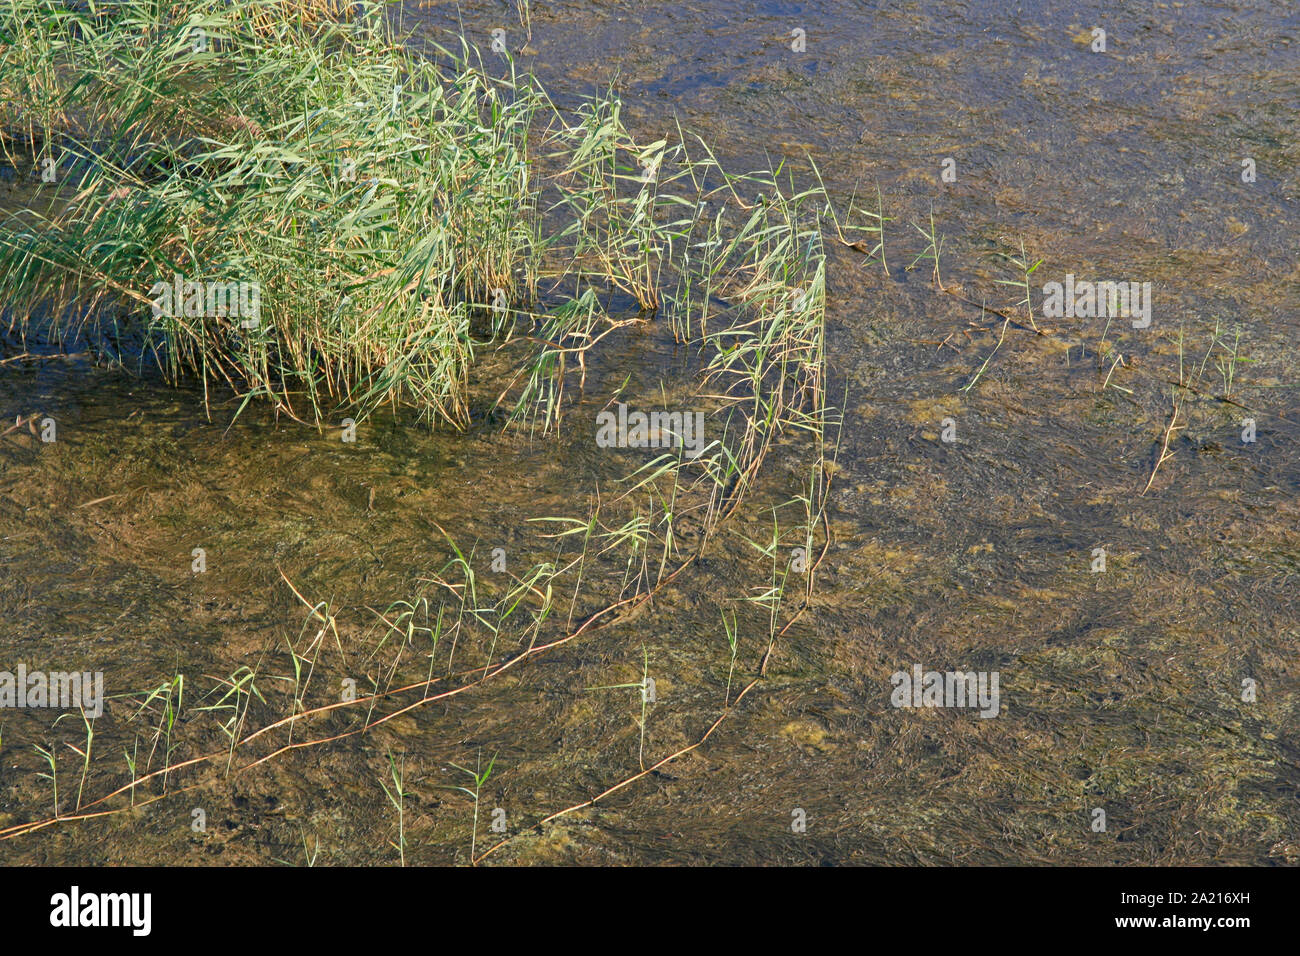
[0,1,1297,864]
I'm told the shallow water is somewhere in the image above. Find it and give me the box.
[1,0,1297,864]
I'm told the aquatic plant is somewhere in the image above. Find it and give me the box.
[0,0,836,860]
[378,750,408,866]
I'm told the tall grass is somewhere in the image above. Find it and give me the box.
[0,0,832,439]
[1,1,537,425]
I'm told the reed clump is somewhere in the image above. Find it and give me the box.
[0,0,837,440]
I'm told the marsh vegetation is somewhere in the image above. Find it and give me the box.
[0,0,1295,865]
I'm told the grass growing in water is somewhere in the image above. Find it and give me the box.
[1,0,834,442]
[1,0,548,425]
[0,0,839,858]
[0,2,657,424]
